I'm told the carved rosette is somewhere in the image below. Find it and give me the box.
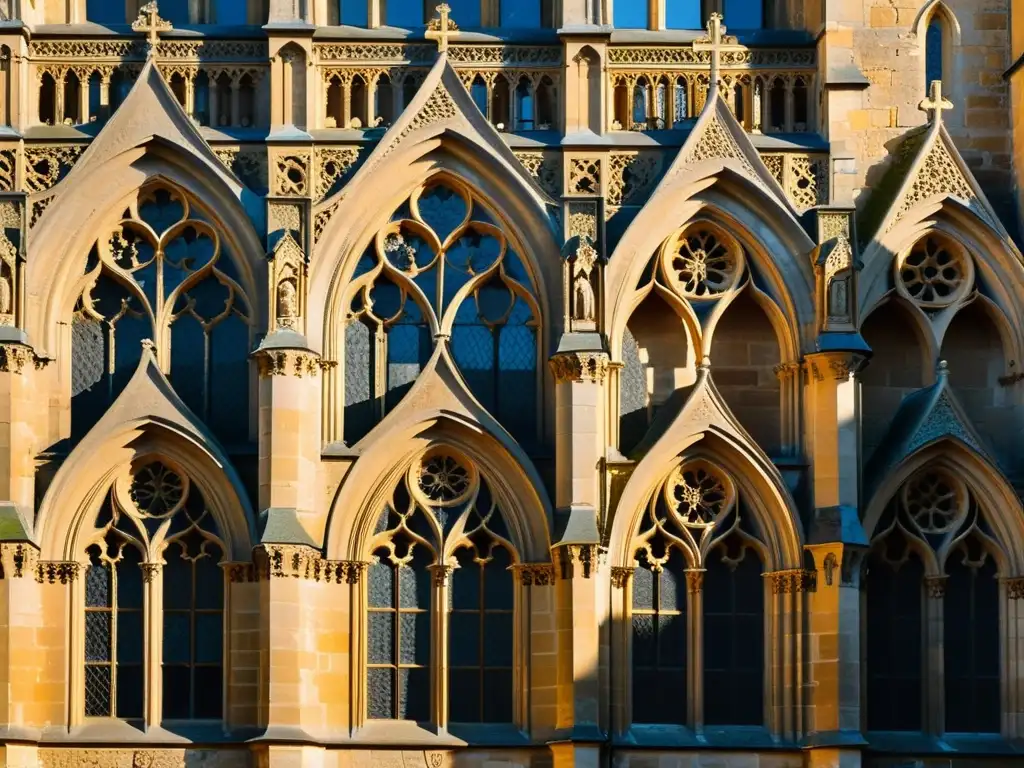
[516,563,556,586]
[549,352,610,384]
[254,349,335,378]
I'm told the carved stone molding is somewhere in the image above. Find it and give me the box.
[549,352,610,384]
[0,542,37,578]
[516,563,556,586]
[773,362,800,381]
[224,562,257,582]
[0,343,45,373]
[767,568,817,594]
[925,575,947,599]
[685,568,705,594]
[607,46,814,67]
[140,563,162,583]
[610,566,634,589]
[35,560,81,584]
[1006,577,1024,600]
[313,43,561,66]
[429,564,454,587]
[254,544,366,584]
[254,349,334,378]
[554,543,604,579]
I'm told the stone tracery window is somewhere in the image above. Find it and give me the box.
[866,467,1002,734]
[627,459,766,728]
[894,233,973,309]
[340,178,540,447]
[70,182,253,444]
[365,448,519,726]
[82,460,226,723]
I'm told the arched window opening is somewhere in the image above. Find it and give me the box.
[724,0,764,28]
[214,73,232,127]
[792,76,808,131]
[926,14,946,88]
[768,77,785,133]
[375,74,395,126]
[111,69,133,112]
[350,75,368,129]
[39,73,56,125]
[401,75,421,110]
[86,0,125,23]
[84,462,227,723]
[237,73,255,128]
[70,183,253,445]
[514,77,534,131]
[385,0,423,26]
[470,75,489,119]
[340,0,369,25]
[666,0,701,29]
[627,460,767,728]
[731,83,745,125]
[169,73,187,112]
[340,179,541,448]
[867,469,1006,733]
[62,70,82,125]
[491,74,511,130]
[325,76,343,128]
[673,77,688,125]
[535,76,555,129]
[652,78,667,129]
[367,450,521,725]
[501,0,541,27]
[613,79,629,129]
[631,78,649,130]
[193,70,210,125]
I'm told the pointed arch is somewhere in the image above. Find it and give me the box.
[325,413,552,564]
[608,373,803,572]
[864,439,1024,576]
[915,0,961,90]
[35,349,256,562]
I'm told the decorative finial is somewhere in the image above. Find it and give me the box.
[937,359,949,377]
[141,338,156,352]
[699,355,712,370]
[132,1,172,58]
[919,80,953,125]
[426,3,459,55]
[693,12,741,92]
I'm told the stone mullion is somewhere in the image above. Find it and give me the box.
[1003,578,1024,738]
[75,69,90,125]
[366,71,378,128]
[184,69,196,120]
[55,69,66,125]
[208,70,221,127]
[925,576,946,736]
[342,74,352,130]
[229,77,241,128]
[784,77,795,133]
[609,567,632,735]
[686,569,704,731]
[429,564,452,729]
[142,563,163,728]
[99,69,113,121]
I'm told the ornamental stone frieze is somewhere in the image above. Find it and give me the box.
[549,351,610,384]
[0,342,46,373]
[253,544,366,583]
[515,563,556,586]
[253,348,335,377]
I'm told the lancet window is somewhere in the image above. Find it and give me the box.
[70,182,253,444]
[83,461,226,724]
[626,459,766,728]
[866,468,1003,734]
[338,178,540,448]
[365,449,519,726]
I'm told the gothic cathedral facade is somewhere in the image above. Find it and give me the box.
[0,0,1021,766]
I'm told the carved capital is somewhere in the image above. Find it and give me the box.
[0,542,38,578]
[549,352,610,384]
[1006,577,1024,600]
[610,566,634,589]
[773,362,800,381]
[554,543,604,579]
[685,568,705,593]
[0,343,43,374]
[254,348,335,378]
[925,575,947,599]
[516,563,556,586]
[35,560,80,584]
[140,563,162,583]
[767,568,817,594]
[429,564,454,587]
[224,562,257,583]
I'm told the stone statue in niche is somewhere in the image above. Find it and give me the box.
[571,240,598,329]
[276,277,298,329]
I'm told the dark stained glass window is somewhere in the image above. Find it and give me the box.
[632,546,687,724]
[944,543,999,733]
[926,18,944,88]
[703,537,763,726]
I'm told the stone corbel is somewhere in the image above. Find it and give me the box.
[549,351,610,384]
[610,566,633,589]
[515,563,556,586]
[0,541,37,578]
[253,347,335,378]
[0,342,46,373]
[554,543,604,579]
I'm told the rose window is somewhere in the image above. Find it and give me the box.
[419,454,472,505]
[128,462,185,519]
[659,221,744,300]
[897,235,971,308]
[670,464,728,526]
[901,470,966,535]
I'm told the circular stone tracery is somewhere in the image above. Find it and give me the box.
[661,223,742,299]
[129,462,185,519]
[901,470,966,535]
[670,464,729,526]
[897,234,971,308]
[418,454,472,505]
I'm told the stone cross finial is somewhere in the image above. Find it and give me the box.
[426,3,459,54]
[693,13,741,90]
[919,79,953,125]
[132,1,172,57]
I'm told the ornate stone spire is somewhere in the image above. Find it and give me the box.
[693,13,741,93]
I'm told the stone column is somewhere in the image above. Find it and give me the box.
[142,563,163,726]
[548,350,609,768]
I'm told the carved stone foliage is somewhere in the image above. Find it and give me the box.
[214,146,268,194]
[761,152,829,210]
[549,352,610,383]
[315,147,360,201]
[606,151,665,208]
[514,150,561,199]
[0,343,45,373]
[0,542,38,579]
[516,563,556,586]
[273,152,311,197]
[889,141,976,232]
[25,144,85,193]
[607,46,815,67]
[268,201,304,242]
[555,543,603,579]
[254,544,365,583]
[768,568,816,594]
[254,349,332,377]
[30,40,267,61]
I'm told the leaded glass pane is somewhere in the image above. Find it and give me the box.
[344,319,374,445]
[482,669,513,723]
[84,665,112,717]
[449,668,480,722]
[85,557,111,609]
[116,664,144,719]
[399,612,429,666]
[195,672,223,720]
[195,613,223,664]
[369,560,395,608]
[85,612,111,662]
[398,667,430,721]
[450,610,480,665]
[368,612,394,665]
[117,609,144,664]
[619,327,648,454]
[367,667,394,719]
[163,667,191,720]
[483,612,513,666]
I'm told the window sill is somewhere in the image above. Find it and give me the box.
[615,724,787,750]
[866,731,1024,756]
[40,721,243,744]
